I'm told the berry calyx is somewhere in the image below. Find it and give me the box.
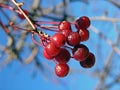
[75,16,90,30]
[51,33,67,47]
[45,42,60,57]
[55,48,71,63]
[58,21,71,31]
[55,63,70,77]
[72,44,89,61]
[79,29,89,42]
[80,52,95,68]
[67,32,81,46]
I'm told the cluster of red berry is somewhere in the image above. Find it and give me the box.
[43,16,95,77]
[0,3,95,78]
[14,10,95,77]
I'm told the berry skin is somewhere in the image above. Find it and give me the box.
[80,52,95,68]
[75,16,90,30]
[51,33,67,47]
[79,29,89,42]
[55,63,70,77]
[67,32,81,46]
[72,44,89,61]
[60,29,72,38]
[44,49,54,60]
[58,21,71,31]
[45,42,60,57]
[55,48,71,63]
[18,10,29,19]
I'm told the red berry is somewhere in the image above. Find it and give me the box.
[45,42,60,57]
[60,29,72,38]
[55,48,70,63]
[80,52,95,68]
[79,29,89,42]
[51,33,67,47]
[55,63,69,77]
[67,32,81,46]
[72,44,89,61]
[75,16,90,30]
[43,49,54,60]
[18,10,29,19]
[58,21,71,31]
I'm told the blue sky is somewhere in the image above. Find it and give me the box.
[0,0,120,90]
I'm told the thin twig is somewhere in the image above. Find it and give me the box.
[11,0,36,30]
[25,47,38,64]
[0,19,10,34]
[90,16,120,23]
[90,25,120,55]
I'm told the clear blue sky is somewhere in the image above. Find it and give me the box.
[0,0,120,90]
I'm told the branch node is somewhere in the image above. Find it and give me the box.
[17,2,24,7]
[11,0,36,31]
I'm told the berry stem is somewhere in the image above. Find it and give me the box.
[70,56,74,58]
[43,26,58,29]
[63,45,73,50]
[10,24,34,33]
[35,20,75,25]
[10,23,51,45]
[40,26,58,32]
[53,59,58,65]
[32,34,44,47]
[36,24,58,32]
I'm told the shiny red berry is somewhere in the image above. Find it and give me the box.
[55,48,71,63]
[60,29,72,38]
[75,16,90,30]
[55,63,69,77]
[51,33,67,47]
[18,10,29,19]
[80,52,95,68]
[67,32,81,46]
[72,44,89,61]
[79,29,89,42]
[43,49,54,60]
[58,21,71,31]
[45,42,60,57]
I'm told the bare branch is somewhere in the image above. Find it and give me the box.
[11,0,36,30]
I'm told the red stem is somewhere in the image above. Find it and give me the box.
[11,25,34,33]
[32,34,44,47]
[0,3,20,14]
[53,59,58,65]
[40,26,58,32]
[0,19,10,34]
[63,45,73,50]
[36,20,75,25]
